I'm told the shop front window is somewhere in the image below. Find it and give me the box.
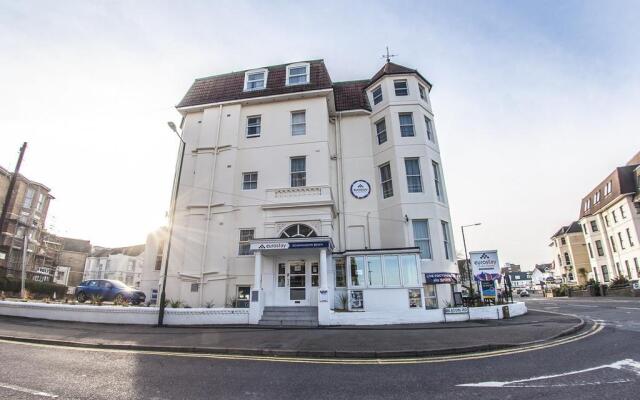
[424,284,438,309]
[383,255,401,286]
[350,256,365,287]
[367,256,383,286]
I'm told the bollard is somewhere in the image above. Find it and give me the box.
[502,305,510,319]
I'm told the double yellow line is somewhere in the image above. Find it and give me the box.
[0,321,602,365]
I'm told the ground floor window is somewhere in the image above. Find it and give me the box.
[408,289,422,308]
[602,265,610,282]
[335,258,346,287]
[311,262,319,287]
[424,284,438,309]
[236,286,250,308]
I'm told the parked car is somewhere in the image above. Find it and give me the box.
[519,289,530,297]
[75,279,146,305]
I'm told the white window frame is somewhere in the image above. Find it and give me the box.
[35,193,45,212]
[291,111,306,136]
[242,172,258,190]
[246,115,261,138]
[404,157,423,193]
[424,116,435,142]
[372,85,383,105]
[412,219,432,260]
[238,229,255,256]
[286,62,310,86]
[379,162,393,199]
[394,79,408,96]
[290,156,307,187]
[442,221,453,260]
[243,68,268,91]
[419,84,427,101]
[23,188,35,209]
[375,118,387,145]
[399,113,415,137]
[432,160,444,202]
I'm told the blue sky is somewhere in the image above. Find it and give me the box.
[1,0,639,269]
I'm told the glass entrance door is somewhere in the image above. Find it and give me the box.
[288,261,307,304]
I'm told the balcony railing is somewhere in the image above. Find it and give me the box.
[263,185,334,208]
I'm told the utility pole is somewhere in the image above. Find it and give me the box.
[0,142,27,244]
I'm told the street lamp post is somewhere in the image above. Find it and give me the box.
[461,223,481,301]
[157,121,186,327]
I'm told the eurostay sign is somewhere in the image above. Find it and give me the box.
[469,250,501,281]
[249,241,331,251]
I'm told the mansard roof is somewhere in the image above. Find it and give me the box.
[177,60,333,108]
[176,59,431,112]
[368,61,432,88]
[333,80,371,112]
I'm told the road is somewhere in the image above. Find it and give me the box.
[1,297,639,399]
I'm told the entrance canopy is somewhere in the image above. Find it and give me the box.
[249,236,334,255]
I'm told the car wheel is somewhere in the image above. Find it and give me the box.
[77,292,87,303]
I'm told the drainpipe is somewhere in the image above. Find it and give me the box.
[365,211,371,249]
[335,112,347,251]
[198,104,223,306]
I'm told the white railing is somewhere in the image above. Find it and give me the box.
[264,185,334,206]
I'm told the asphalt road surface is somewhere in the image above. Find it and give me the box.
[1,297,639,399]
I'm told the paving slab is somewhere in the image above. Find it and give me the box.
[0,310,584,358]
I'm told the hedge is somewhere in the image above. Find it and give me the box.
[0,276,68,299]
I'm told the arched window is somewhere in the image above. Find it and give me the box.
[279,224,317,238]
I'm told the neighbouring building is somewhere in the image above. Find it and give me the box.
[0,165,54,281]
[140,227,168,304]
[550,221,593,285]
[54,236,91,288]
[508,271,532,289]
[83,245,145,288]
[579,151,640,284]
[531,263,554,290]
[501,263,521,275]
[162,59,459,324]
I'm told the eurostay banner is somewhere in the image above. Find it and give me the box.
[469,250,501,282]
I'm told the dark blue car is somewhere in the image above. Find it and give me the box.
[75,279,146,305]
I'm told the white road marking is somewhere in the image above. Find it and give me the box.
[458,359,640,388]
[571,304,599,308]
[617,307,640,310]
[0,382,58,398]
[544,306,560,309]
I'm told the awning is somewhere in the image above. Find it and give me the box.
[424,272,459,284]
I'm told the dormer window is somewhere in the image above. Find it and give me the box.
[419,84,427,101]
[286,63,310,85]
[244,69,267,91]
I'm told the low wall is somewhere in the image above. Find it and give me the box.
[327,302,527,326]
[0,301,249,325]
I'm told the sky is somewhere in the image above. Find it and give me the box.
[1,0,639,270]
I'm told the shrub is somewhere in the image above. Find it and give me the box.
[0,276,67,299]
[168,299,183,308]
[89,294,103,305]
[610,276,630,288]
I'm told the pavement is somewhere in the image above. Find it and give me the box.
[0,308,583,358]
[1,296,639,399]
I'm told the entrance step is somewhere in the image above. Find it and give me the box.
[259,306,319,327]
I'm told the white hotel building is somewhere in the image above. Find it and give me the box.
[163,59,459,325]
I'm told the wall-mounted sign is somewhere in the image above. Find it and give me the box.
[349,290,364,310]
[469,250,501,281]
[350,180,371,199]
[424,272,459,284]
[250,240,331,251]
[443,306,469,314]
